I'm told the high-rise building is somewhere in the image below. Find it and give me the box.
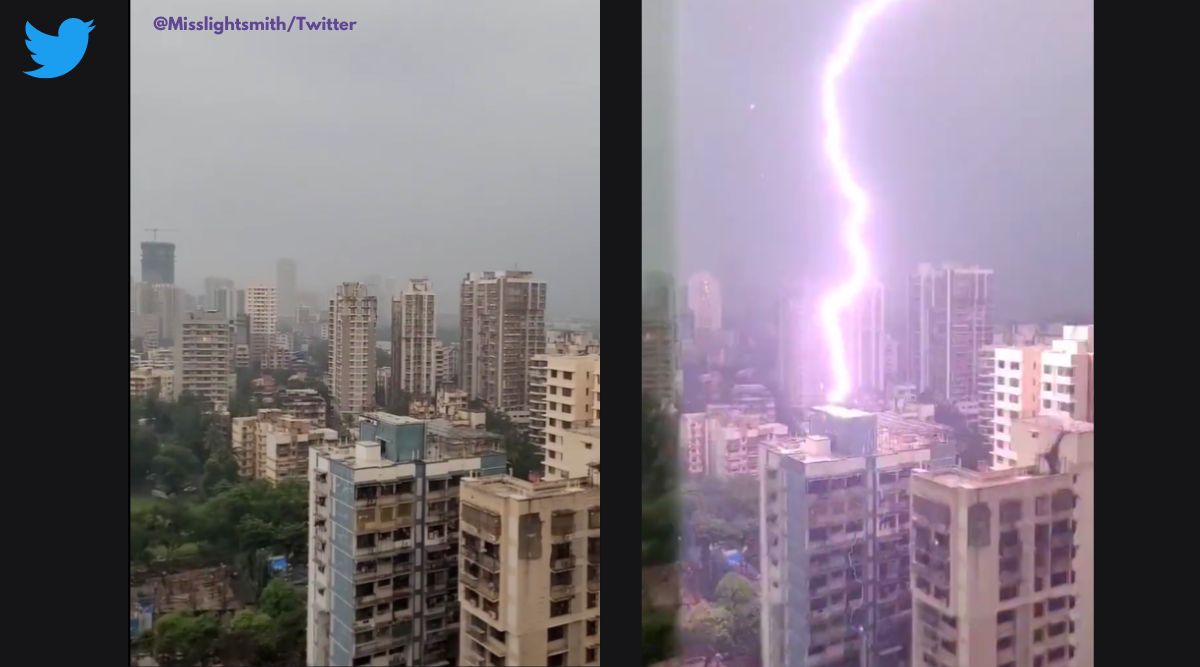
[906,263,994,404]
[435,340,459,389]
[458,471,601,667]
[204,277,235,315]
[141,241,175,285]
[910,416,1093,667]
[686,271,722,333]
[1038,326,1094,424]
[306,413,507,667]
[246,286,278,367]
[529,354,600,475]
[760,406,932,667]
[778,282,825,414]
[460,271,547,418]
[277,258,298,325]
[848,280,886,396]
[987,345,1046,469]
[150,284,184,347]
[393,279,438,398]
[641,271,676,406]
[329,282,378,417]
[173,311,234,411]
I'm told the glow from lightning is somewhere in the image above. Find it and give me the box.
[819,0,905,404]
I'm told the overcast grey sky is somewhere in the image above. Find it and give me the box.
[672,0,1093,323]
[132,0,598,319]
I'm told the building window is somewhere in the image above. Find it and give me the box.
[548,625,567,641]
[1043,382,1052,391]
[1043,399,1052,409]
[1010,362,1020,371]
[997,360,1006,369]
[586,619,598,636]
[1008,378,1019,387]
[550,599,571,617]
[587,592,598,609]
[586,646,598,663]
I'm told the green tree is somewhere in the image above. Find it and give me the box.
[681,603,734,659]
[222,609,277,665]
[714,572,760,659]
[152,444,202,495]
[259,578,306,662]
[150,613,223,667]
[131,427,161,490]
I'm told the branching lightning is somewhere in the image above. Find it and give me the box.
[819,0,905,404]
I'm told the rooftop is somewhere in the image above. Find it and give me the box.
[462,474,597,500]
[426,418,501,441]
[916,466,1046,490]
[812,404,873,420]
[362,412,424,427]
[1018,413,1094,434]
[568,425,601,438]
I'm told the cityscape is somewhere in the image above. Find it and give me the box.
[643,1,1093,667]
[129,2,599,666]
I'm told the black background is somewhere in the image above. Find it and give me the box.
[3,1,1178,665]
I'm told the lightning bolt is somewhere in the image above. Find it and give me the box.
[819,0,906,404]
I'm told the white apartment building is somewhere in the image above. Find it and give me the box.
[435,340,459,388]
[1039,326,1094,423]
[393,279,438,397]
[989,346,1046,469]
[848,279,886,396]
[245,286,278,367]
[173,311,234,412]
[330,282,378,417]
[232,409,338,482]
[528,354,599,479]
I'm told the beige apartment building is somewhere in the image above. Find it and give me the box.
[231,409,338,483]
[174,311,234,411]
[460,271,546,418]
[556,426,600,481]
[910,416,1093,667]
[528,353,599,478]
[459,471,600,667]
[130,367,175,401]
[393,279,438,397]
[329,282,378,417]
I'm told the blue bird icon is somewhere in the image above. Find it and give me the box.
[24,18,95,79]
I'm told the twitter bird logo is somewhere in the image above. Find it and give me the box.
[24,18,94,79]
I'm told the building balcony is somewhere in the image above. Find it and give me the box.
[462,547,501,572]
[549,584,575,600]
[550,556,576,571]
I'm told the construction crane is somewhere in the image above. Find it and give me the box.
[144,227,176,241]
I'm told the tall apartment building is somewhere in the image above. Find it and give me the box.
[246,286,278,367]
[277,258,298,325]
[907,263,994,404]
[779,282,826,414]
[910,417,1093,667]
[141,241,175,285]
[460,271,547,416]
[529,354,600,472]
[435,341,459,388]
[760,406,933,667]
[232,410,338,482]
[641,271,676,406]
[393,279,438,398]
[686,271,722,333]
[848,280,887,396]
[988,346,1046,469]
[329,282,378,417]
[275,388,328,427]
[306,413,507,667]
[173,311,234,411]
[459,472,601,667]
[1039,326,1094,423]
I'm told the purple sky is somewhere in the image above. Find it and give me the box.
[675,0,1093,324]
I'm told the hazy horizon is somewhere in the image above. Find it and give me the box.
[131,0,599,320]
